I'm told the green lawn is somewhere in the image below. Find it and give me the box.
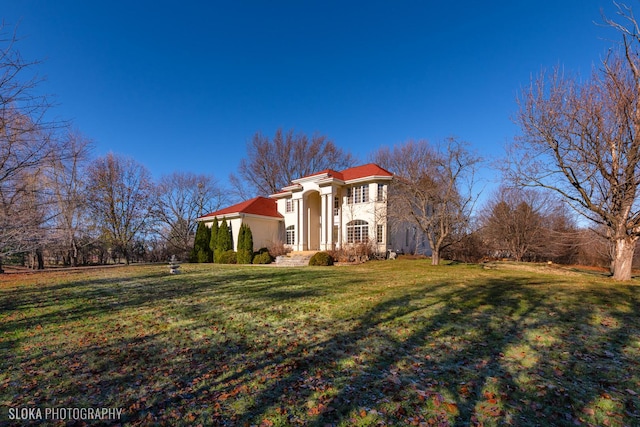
[1,260,639,426]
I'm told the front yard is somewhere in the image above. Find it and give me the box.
[1,260,639,426]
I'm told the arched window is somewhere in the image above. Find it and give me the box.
[347,220,368,243]
[286,225,295,245]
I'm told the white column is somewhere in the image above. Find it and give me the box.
[337,193,343,248]
[295,198,301,251]
[320,194,327,250]
[299,197,306,250]
[327,192,334,249]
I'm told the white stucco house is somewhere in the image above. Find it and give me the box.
[197,163,430,256]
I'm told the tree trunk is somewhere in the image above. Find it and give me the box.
[71,240,78,267]
[611,237,637,281]
[431,249,440,265]
[35,248,44,270]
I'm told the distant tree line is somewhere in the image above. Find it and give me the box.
[443,187,611,268]
[0,132,227,270]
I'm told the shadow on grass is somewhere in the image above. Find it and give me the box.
[208,275,640,426]
[1,264,639,426]
[0,266,335,346]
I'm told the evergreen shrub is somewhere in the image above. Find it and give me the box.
[252,251,272,264]
[309,251,334,266]
[215,220,233,263]
[217,250,237,264]
[237,224,254,264]
[193,221,213,263]
[209,217,219,262]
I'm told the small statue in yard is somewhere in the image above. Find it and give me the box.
[169,255,181,274]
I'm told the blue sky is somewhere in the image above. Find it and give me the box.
[3,1,623,196]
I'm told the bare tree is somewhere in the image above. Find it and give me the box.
[86,153,153,264]
[373,138,481,265]
[0,25,57,184]
[480,189,544,262]
[478,187,577,262]
[46,130,93,266]
[508,3,640,280]
[574,226,616,268]
[232,128,355,196]
[153,171,227,260]
[0,25,60,272]
[544,201,581,264]
[0,165,49,270]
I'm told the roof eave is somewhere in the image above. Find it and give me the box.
[292,172,331,184]
[318,177,345,186]
[344,175,393,185]
[241,212,284,220]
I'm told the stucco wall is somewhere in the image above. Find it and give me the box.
[243,216,283,251]
[204,216,282,252]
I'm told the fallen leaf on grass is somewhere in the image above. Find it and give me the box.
[395,406,407,416]
[483,391,496,400]
[308,403,326,416]
[444,402,458,414]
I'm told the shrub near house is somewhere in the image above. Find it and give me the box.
[252,248,273,264]
[236,224,254,264]
[309,252,333,266]
[215,220,233,263]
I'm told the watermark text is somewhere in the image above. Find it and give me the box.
[8,407,123,421]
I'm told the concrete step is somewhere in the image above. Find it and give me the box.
[274,252,316,267]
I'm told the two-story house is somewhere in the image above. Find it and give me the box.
[197,163,427,256]
[271,163,392,253]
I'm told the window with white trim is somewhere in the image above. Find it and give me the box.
[285,199,294,213]
[347,220,368,243]
[286,225,295,245]
[347,185,369,204]
[334,196,339,216]
[376,224,384,244]
[377,184,385,201]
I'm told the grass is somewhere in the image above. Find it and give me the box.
[0,260,639,426]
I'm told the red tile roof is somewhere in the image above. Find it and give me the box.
[294,163,392,182]
[340,163,393,181]
[300,169,337,179]
[199,196,283,220]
